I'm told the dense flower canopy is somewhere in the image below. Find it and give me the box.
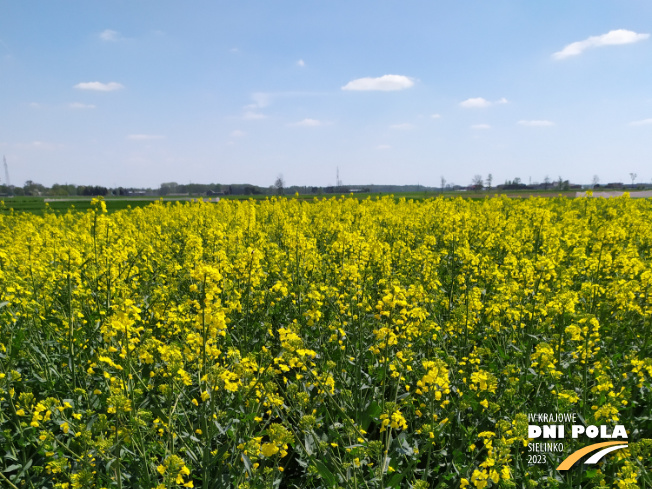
[0,195,651,488]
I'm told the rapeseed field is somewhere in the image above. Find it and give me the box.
[0,195,651,488]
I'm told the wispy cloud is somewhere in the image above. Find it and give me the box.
[99,29,121,42]
[460,97,508,108]
[297,59,306,67]
[461,98,491,108]
[69,102,96,110]
[342,74,414,91]
[248,91,326,110]
[230,130,246,137]
[390,123,415,130]
[250,92,272,108]
[629,118,652,126]
[29,102,41,109]
[431,114,441,119]
[518,120,554,127]
[127,134,164,140]
[471,124,491,130]
[377,144,391,150]
[553,29,649,60]
[74,81,124,92]
[243,111,267,120]
[19,141,64,150]
[289,118,323,127]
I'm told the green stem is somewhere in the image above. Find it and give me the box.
[0,471,20,489]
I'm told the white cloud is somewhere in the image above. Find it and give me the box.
[230,130,246,137]
[69,102,96,109]
[29,102,41,109]
[471,124,491,130]
[251,92,272,108]
[553,29,649,60]
[289,118,322,127]
[74,81,124,91]
[518,120,554,126]
[460,97,508,108]
[297,59,306,67]
[26,141,63,150]
[629,118,652,126]
[243,111,267,120]
[127,134,164,140]
[247,91,325,110]
[230,47,239,53]
[341,74,414,91]
[431,113,441,119]
[99,29,120,41]
[377,144,391,150]
[390,123,415,130]
[461,98,490,108]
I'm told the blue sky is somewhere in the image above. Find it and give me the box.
[1,1,652,188]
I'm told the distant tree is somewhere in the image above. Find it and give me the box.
[80,185,108,196]
[543,175,551,190]
[486,173,493,190]
[502,178,527,190]
[274,174,285,195]
[23,180,46,196]
[244,185,260,195]
[49,184,70,197]
[630,173,637,186]
[440,176,446,192]
[471,174,484,190]
[592,175,600,188]
[159,182,179,196]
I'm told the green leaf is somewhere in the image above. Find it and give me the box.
[387,473,404,488]
[304,434,315,456]
[584,469,597,479]
[241,453,252,474]
[15,459,32,480]
[361,401,381,431]
[453,449,464,465]
[314,460,336,488]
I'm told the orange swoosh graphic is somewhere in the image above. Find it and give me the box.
[557,441,628,470]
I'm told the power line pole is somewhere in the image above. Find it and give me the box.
[3,156,10,187]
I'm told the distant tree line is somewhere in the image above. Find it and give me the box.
[1,176,649,199]
[0,182,137,197]
[159,182,264,196]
